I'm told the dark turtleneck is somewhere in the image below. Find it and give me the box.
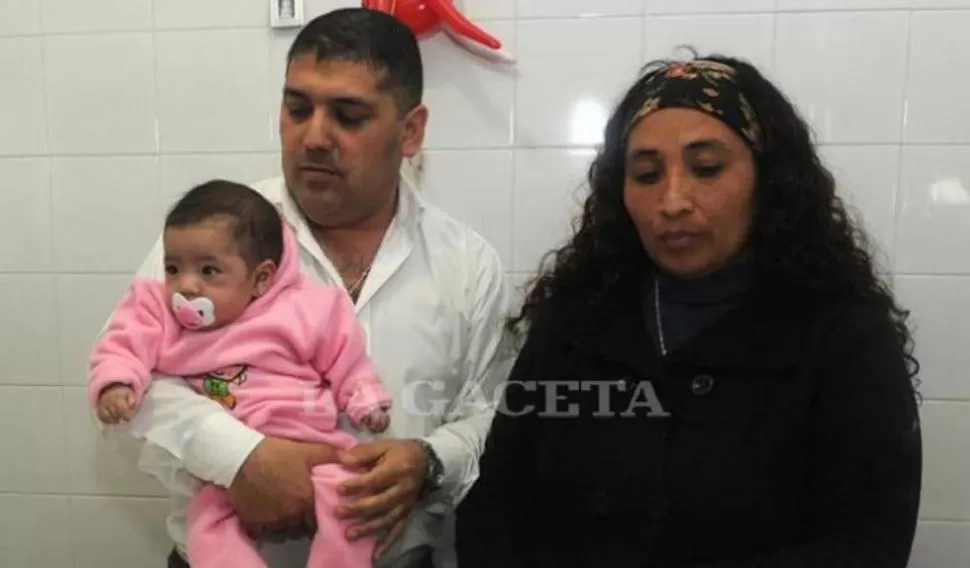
[644,253,753,356]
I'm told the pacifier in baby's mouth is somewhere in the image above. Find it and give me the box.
[171,293,216,330]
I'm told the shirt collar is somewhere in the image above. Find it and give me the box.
[272,173,425,309]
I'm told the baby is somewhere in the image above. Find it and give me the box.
[87,179,392,568]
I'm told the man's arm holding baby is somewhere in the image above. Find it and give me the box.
[114,237,339,534]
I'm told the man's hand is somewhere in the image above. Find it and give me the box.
[336,439,427,559]
[227,437,339,535]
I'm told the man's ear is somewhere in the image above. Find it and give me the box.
[401,104,428,159]
[252,260,278,297]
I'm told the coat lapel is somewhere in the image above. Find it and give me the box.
[553,275,663,380]
[553,275,807,376]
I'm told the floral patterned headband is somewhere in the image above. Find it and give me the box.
[626,60,763,153]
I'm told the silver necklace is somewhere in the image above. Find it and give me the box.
[654,276,667,356]
[346,265,372,301]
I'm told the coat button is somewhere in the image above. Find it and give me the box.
[691,374,715,396]
[589,491,609,516]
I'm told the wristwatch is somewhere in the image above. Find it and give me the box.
[417,439,445,498]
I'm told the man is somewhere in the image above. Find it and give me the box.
[114,8,512,567]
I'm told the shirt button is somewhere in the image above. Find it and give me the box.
[691,374,715,396]
[589,491,609,517]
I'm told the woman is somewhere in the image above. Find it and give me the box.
[455,55,922,567]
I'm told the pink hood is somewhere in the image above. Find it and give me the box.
[235,220,302,323]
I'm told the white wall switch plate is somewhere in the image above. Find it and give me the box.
[270,0,304,28]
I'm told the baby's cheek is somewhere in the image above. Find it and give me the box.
[212,290,252,326]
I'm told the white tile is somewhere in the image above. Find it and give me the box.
[905,12,970,144]
[56,274,132,386]
[896,146,970,274]
[42,0,152,33]
[506,272,535,315]
[51,156,160,273]
[160,153,280,207]
[646,0,775,14]
[895,276,970,400]
[0,38,47,156]
[304,0,356,17]
[779,0,908,9]
[70,496,172,568]
[0,386,67,492]
[462,0,516,19]
[643,14,775,73]
[422,20,515,149]
[0,0,41,36]
[0,158,51,272]
[516,18,643,147]
[513,148,594,272]
[0,275,59,386]
[911,0,970,7]
[156,29,274,152]
[0,495,73,567]
[774,12,909,144]
[422,150,514,269]
[45,33,157,154]
[154,0,266,29]
[303,0,351,17]
[910,521,970,568]
[305,0,515,20]
[63,387,169,496]
[269,28,297,130]
[519,0,641,18]
[819,146,899,271]
[919,401,970,520]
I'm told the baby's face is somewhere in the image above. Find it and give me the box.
[163,219,259,329]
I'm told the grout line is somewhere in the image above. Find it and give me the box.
[0,490,169,499]
[894,273,970,279]
[2,382,970,403]
[0,384,69,390]
[36,0,65,419]
[5,142,970,162]
[509,4,520,271]
[0,151,279,159]
[892,10,916,275]
[1,6,969,41]
[1,270,970,277]
[149,0,164,208]
[150,0,161,158]
[0,271,134,276]
[770,0,779,72]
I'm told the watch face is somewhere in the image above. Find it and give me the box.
[423,442,444,487]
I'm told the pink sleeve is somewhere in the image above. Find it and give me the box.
[88,280,170,408]
[309,289,392,424]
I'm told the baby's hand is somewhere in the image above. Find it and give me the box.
[96,384,137,425]
[359,408,390,433]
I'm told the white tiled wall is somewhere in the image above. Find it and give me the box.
[0,0,967,565]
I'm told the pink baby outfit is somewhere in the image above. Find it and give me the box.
[88,224,391,568]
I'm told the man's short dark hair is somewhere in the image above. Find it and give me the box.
[286,8,423,113]
[165,180,284,267]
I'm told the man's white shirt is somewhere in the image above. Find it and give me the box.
[111,175,514,567]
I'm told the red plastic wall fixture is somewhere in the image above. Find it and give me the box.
[363,0,515,64]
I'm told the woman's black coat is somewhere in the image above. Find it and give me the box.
[455,275,922,567]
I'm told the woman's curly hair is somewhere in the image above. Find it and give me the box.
[509,52,919,388]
